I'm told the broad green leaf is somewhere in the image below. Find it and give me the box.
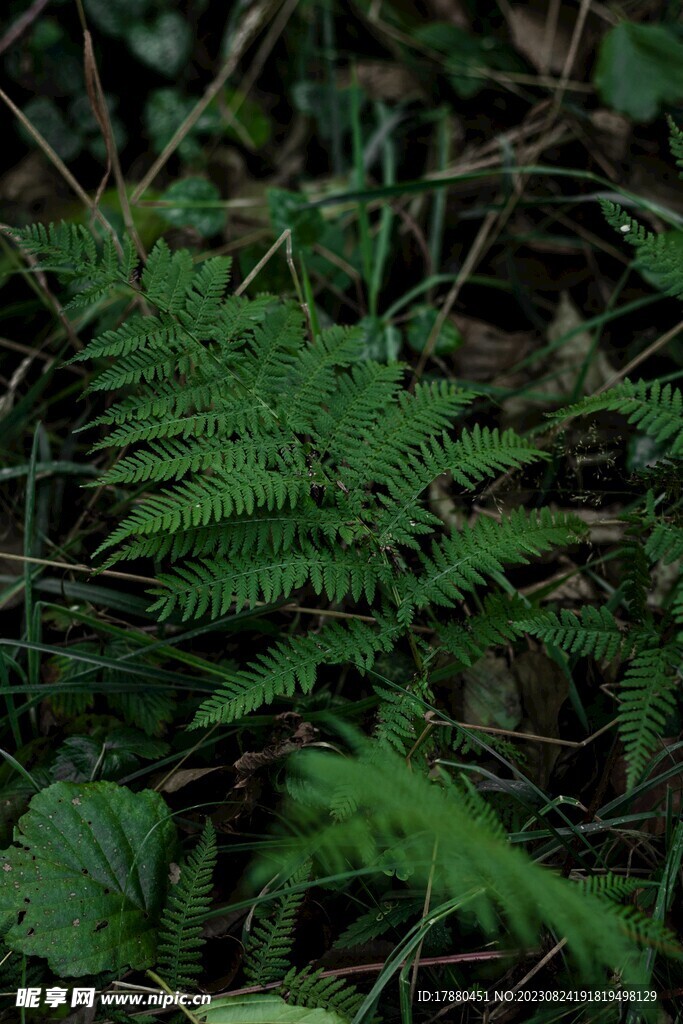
[51,728,168,782]
[223,88,272,149]
[414,23,522,98]
[406,304,463,356]
[145,89,202,160]
[158,178,226,238]
[0,781,176,975]
[84,0,154,38]
[127,12,192,77]
[356,316,401,363]
[201,994,345,1024]
[268,189,326,249]
[594,22,683,121]
[20,98,82,162]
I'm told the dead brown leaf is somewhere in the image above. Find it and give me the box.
[233,717,318,788]
[158,766,225,794]
[353,62,421,102]
[589,110,631,163]
[424,0,470,28]
[453,315,531,383]
[503,292,615,423]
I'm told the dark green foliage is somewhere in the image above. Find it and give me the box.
[618,643,681,790]
[437,594,529,667]
[334,900,419,949]
[281,966,365,1020]
[553,377,683,454]
[157,821,217,989]
[273,743,675,983]
[15,222,582,738]
[373,683,426,754]
[517,605,631,661]
[243,862,311,986]
[15,215,683,805]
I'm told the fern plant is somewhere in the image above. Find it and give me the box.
[243,861,310,985]
[15,201,683,794]
[157,820,217,989]
[13,221,586,738]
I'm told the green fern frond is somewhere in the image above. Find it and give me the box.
[285,325,368,432]
[191,618,402,727]
[96,467,309,557]
[68,313,181,367]
[111,504,358,564]
[645,520,683,565]
[666,115,683,172]
[599,199,683,299]
[578,873,642,902]
[180,254,233,334]
[373,684,426,754]
[619,642,681,790]
[314,361,406,467]
[243,862,310,986]
[281,966,364,1020]
[437,595,529,667]
[334,900,419,949]
[399,508,586,623]
[95,435,298,487]
[141,238,194,313]
[517,605,630,661]
[374,426,544,549]
[441,424,547,489]
[335,379,475,489]
[149,546,391,621]
[13,222,137,306]
[621,541,652,624]
[157,820,217,989]
[551,377,683,455]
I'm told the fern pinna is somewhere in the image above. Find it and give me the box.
[15,222,583,728]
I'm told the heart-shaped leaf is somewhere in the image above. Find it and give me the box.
[0,781,176,975]
[127,13,192,78]
[158,178,226,238]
